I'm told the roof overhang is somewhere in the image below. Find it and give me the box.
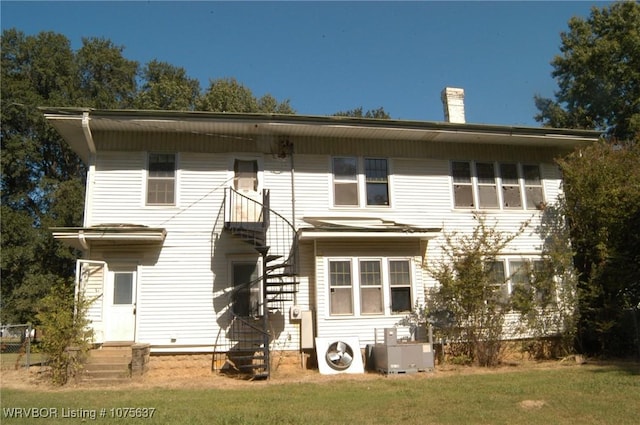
[40,108,602,163]
[299,217,441,241]
[51,225,167,251]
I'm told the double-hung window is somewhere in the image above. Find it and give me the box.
[389,260,412,313]
[147,153,176,205]
[486,260,508,301]
[359,260,383,314]
[365,158,389,206]
[329,260,354,315]
[332,157,389,207]
[452,161,474,208]
[476,162,499,208]
[523,165,544,209]
[328,258,412,316]
[333,157,359,206]
[500,163,522,209]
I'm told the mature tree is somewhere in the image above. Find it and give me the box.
[135,60,200,110]
[198,77,294,113]
[1,30,136,323]
[534,1,640,140]
[534,2,640,357]
[75,37,139,108]
[557,141,640,355]
[333,106,391,119]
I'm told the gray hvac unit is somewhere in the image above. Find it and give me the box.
[368,328,434,374]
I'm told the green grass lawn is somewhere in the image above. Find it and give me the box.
[1,363,638,425]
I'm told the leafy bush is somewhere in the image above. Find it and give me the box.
[36,279,94,385]
[427,214,527,366]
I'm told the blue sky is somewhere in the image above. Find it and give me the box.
[2,1,612,126]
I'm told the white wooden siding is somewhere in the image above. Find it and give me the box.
[84,138,569,352]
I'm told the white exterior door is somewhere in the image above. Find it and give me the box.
[104,268,137,341]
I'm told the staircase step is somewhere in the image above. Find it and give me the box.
[250,373,269,381]
[266,273,298,278]
[265,255,283,263]
[227,354,266,362]
[238,363,267,371]
[266,289,297,295]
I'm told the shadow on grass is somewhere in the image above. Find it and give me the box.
[585,359,640,376]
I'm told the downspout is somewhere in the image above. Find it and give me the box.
[81,112,97,230]
[289,141,296,231]
[289,142,297,306]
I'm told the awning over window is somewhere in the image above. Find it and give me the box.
[299,217,441,241]
[51,224,167,251]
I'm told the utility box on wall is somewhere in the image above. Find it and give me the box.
[368,328,434,374]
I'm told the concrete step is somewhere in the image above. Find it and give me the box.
[81,344,133,383]
[84,362,130,372]
[86,352,131,362]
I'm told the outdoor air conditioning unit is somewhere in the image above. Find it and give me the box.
[367,328,434,375]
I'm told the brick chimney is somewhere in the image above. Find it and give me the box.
[441,87,465,124]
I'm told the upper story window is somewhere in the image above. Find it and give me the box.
[147,153,176,205]
[365,158,389,206]
[332,157,389,207]
[333,157,359,206]
[452,161,544,211]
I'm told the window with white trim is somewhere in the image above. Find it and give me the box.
[523,165,544,209]
[332,157,389,207]
[482,258,556,302]
[359,260,383,314]
[486,260,508,301]
[328,257,412,317]
[147,153,176,205]
[389,260,412,313]
[332,157,359,206]
[451,161,545,211]
[476,162,499,208]
[365,158,389,206]
[329,260,353,315]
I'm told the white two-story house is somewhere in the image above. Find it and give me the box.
[44,88,599,378]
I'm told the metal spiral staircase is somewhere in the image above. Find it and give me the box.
[213,188,299,380]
